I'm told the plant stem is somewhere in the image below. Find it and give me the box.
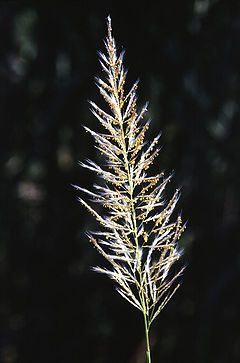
[143,311,151,363]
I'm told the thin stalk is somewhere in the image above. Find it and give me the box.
[143,310,151,363]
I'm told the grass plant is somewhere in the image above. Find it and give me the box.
[74,16,186,362]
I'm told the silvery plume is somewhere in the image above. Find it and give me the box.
[74,16,186,362]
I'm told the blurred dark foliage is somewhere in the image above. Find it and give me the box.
[0,1,240,362]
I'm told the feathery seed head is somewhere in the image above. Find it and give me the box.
[75,16,186,326]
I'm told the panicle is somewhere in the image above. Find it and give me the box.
[75,15,186,325]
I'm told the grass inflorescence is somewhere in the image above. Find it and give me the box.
[74,16,186,362]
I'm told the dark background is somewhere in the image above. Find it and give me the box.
[1,1,240,362]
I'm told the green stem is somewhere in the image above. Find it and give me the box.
[143,304,151,362]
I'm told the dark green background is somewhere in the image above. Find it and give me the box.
[1,1,240,362]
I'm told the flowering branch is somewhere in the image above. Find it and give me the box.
[74,15,186,362]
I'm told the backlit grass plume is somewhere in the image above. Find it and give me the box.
[74,16,186,362]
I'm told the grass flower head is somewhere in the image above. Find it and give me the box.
[74,16,186,362]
